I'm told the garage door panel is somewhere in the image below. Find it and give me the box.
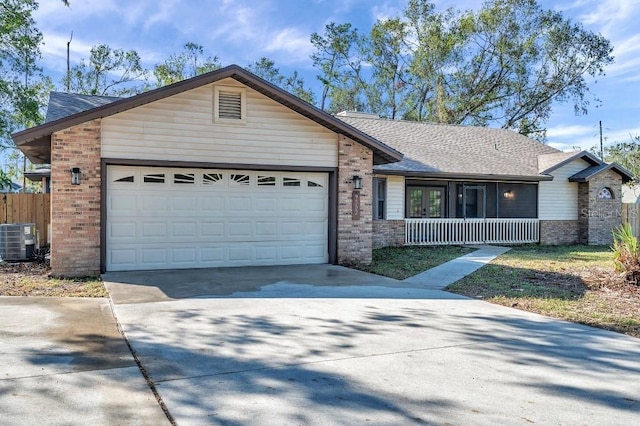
[141,248,168,264]
[304,221,327,236]
[109,195,137,212]
[172,197,197,211]
[201,246,225,262]
[201,222,225,236]
[142,196,168,212]
[142,222,168,238]
[107,166,329,271]
[255,222,278,237]
[200,198,225,212]
[109,222,137,238]
[171,247,197,263]
[171,222,197,237]
[109,249,137,267]
[255,245,278,261]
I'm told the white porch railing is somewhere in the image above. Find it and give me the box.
[405,218,540,245]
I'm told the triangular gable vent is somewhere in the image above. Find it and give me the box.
[218,91,242,119]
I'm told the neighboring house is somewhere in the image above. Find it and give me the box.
[24,167,51,193]
[11,65,632,277]
[0,181,22,193]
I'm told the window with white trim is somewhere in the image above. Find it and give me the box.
[214,86,246,124]
[373,178,386,220]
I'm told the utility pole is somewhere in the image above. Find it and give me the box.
[66,31,73,92]
[599,120,604,160]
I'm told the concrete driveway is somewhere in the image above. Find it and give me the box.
[0,296,168,425]
[104,265,640,425]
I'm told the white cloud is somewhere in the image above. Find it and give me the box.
[546,124,595,139]
[264,28,314,61]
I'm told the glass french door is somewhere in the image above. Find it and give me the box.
[408,187,445,218]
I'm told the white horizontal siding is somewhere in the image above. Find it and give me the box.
[538,159,589,220]
[383,175,405,220]
[101,78,338,167]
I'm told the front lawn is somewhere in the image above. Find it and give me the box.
[368,245,640,338]
[360,245,474,280]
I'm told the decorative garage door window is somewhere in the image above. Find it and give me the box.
[144,173,165,183]
[258,175,276,186]
[230,174,250,186]
[174,173,195,184]
[203,173,223,185]
[115,175,134,183]
[308,179,323,188]
[283,177,301,187]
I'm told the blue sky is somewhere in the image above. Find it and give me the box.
[28,0,640,154]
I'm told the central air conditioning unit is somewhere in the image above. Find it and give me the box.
[0,223,36,261]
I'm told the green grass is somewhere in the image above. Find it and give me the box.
[360,245,474,280]
[446,245,640,337]
[365,245,640,338]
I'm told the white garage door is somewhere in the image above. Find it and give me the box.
[106,166,329,271]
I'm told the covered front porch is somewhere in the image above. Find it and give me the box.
[373,177,541,247]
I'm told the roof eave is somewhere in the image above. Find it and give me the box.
[373,169,553,182]
[569,163,634,184]
[541,150,602,174]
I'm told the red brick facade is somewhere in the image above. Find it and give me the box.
[539,220,580,245]
[50,120,102,277]
[578,169,622,245]
[337,136,373,266]
[373,220,405,248]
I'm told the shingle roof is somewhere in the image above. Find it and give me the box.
[338,116,559,180]
[45,92,123,123]
[569,163,634,183]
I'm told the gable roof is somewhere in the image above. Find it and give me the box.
[338,115,559,181]
[538,150,601,174]
[569,163,634,183]
[538,150,633,183]
[12,65,402,165]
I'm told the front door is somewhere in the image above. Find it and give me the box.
[463,185,486,218]
[407,187,446,218]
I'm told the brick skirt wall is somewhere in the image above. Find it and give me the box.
[539,220,580,245]
[372,220,405,248]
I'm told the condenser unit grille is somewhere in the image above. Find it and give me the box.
[0,223,35,261]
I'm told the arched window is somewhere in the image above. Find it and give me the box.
[597,187,614,199]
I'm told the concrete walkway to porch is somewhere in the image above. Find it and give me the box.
[402,245,511,289]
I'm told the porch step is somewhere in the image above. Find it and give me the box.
[403,245,511,290]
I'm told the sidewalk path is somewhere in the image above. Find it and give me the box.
[403,245,511,289]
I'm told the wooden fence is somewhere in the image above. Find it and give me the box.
[0,193,50,247]
[622,203,640,239]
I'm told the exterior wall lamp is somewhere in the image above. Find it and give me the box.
[71,167,81,185]
[503,190,514,199]
[352,175,363,190]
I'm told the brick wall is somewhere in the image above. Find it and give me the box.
[337,136,373,266]
[578,169,622,245]
[373,220,405,248]
[50,119,102,277]
[539,220,580,245]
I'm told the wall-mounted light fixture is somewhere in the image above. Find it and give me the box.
[503,190,514,199]
[352,175,362,190]
[70,167,81,185]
